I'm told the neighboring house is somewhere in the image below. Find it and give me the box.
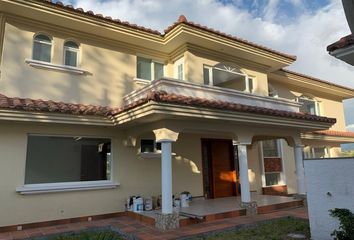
[327,0,354,65]
[1,0,354,230]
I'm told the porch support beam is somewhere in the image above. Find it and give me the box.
[294,144,306,195]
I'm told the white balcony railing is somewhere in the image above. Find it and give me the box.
[124,78,302,112]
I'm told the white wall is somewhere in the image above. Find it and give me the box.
[305,158,354,240]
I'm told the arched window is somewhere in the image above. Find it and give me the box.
[268,84,278,98]
[64,41,79,67]
[33,34,52,62]
[298,95,320,115]
[203,63,253,92]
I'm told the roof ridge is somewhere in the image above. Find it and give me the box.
[36,1,295,60]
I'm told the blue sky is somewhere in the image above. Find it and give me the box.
[59,0,354,126]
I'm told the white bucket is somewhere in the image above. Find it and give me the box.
[174,199,181,208]
[180,194,189,207]
[144,198,153,211]
[133,197,144,212]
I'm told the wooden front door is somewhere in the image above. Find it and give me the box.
[202,139,239,198]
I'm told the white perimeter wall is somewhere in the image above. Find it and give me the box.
[304,158,354,240]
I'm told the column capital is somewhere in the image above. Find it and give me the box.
[153,128,179,143]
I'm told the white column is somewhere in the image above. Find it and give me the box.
[294,145,306,194]
[237,144,251,203]
[161,141,173,214]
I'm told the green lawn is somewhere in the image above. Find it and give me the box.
[35,230,126,240]
[186,217,310,240]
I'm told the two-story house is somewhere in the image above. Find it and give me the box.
[1,0,354,231]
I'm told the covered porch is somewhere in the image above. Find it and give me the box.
[117,78,336,230]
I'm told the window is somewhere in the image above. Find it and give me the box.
[64,41,79,67]
[33,34,52,62]
[304,146,330,159]
[261,139,284,186]
[140,139,161,153]
[268,84,278,98]
[262,139,280,157]
[25,135,111,184]
[174,58,184,80]
[298,95,320,115]
[137,57,164,81]
[203,64,253,93]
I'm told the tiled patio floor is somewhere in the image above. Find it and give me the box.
[0,207,308,240]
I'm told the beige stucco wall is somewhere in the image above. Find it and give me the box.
[269,81,346,131]
[0,122,206,227]
[0,21,174,107]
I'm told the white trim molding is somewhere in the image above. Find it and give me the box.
[16,181,120,195]
[25,59,91,75]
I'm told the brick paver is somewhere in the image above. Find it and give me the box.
[0,207,308,240]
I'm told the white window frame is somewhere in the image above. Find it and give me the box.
[140,139,161,154]
[32,33,53,63]
[203,65,253,93]
[16,134,118,194]
[297,95,321,116]
[174,57,184,80]
[259,139,286,187]
[63,40,80,67]
[136,56,165,81]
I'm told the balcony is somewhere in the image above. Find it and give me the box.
[124,78,302,112]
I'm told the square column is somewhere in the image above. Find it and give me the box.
[235,143,257,215]
[153,128,179,231]
[161,141,173,214]
[294,144,306,195]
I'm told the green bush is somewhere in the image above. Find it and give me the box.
[329,208,354,240]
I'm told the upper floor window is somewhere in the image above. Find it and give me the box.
[174,58,184,80]
[137,57,164,81]
[298,95,320,115]
[268,84,278,98]
[64,41,79,67]
[203,64,253,93]
[33,34,52,63]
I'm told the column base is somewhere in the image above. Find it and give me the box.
[155,212,179,231]
[240,201,258,215]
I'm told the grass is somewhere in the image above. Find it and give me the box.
[186,217,310,240]
[29,229,128,240]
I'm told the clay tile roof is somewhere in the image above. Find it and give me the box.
[0,93,117,117]
[144,91,336,124]
[163,15,296,61]
[280,69,354,92]
[36,1,295,60]
[327,34,354,52]
[0,92,337,125]
[310,130,354,138]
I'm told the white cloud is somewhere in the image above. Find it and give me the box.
[62,0,354,124]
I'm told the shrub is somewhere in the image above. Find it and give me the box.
[329,208,354,240]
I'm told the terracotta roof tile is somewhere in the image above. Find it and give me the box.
[327,34,354,52]
[310,130,354,138]
[35,1,295,60]
[164,15,296,61]
[280,69,354,92]
[143,91,335,124]
[0,92,337,125]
